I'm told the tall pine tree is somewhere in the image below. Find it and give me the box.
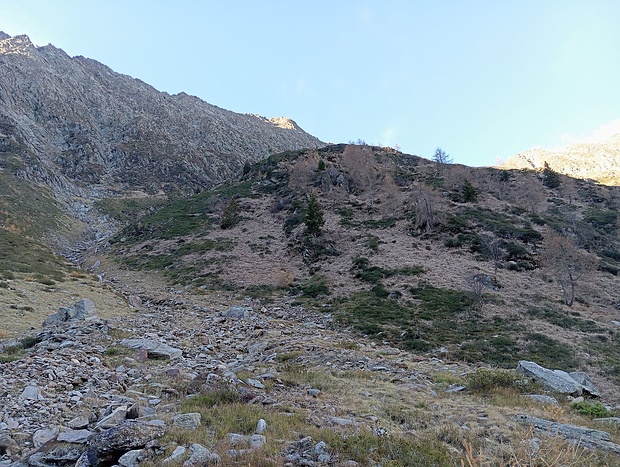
[304,195,324,236]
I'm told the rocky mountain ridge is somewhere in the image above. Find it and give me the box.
[502,134,620,185]
[0,32,322,213]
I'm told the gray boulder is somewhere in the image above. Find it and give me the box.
[171,412,201,430]
[515,414,620,454]
[225,306,252,319]
[43,299,96,327]
[119,338,182,359]
[188,443,221,465]
[516,361,599,397]
[569,371,601,397]
[118,449,146,467]
[84,420,167,465]
[57,430,92,444]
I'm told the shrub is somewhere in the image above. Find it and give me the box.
[461,179,478,202]
[543,162,561,188]
[220,198,240,229]
[300,275,330,298]
[465,368,522,393]
[571,400,610,418]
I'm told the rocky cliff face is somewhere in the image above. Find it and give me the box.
[501,134,620,185]
[0,33,323,202]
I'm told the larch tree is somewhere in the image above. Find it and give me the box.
[542,232,597,307]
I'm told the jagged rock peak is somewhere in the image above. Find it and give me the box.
[0,30,324,203]
[0,32,35,55]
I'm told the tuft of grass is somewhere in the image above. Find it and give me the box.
[526,306,603,333]
[298,275,330,298]
[94,197,167,223]
[318,429,456,466]
[0,230,69,283]
[465,368,527,393]
[183,388,241,410]
[351,257,423,284]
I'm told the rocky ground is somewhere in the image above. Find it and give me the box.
[2,263,620,466]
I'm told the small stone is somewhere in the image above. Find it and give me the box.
[227,433,249,446]
[163,445,186,465]
[256,419,267,434]
[19,385,44,401]
[118,449,145,467]
[525,394,559,405]
[0,432,19,455]
[67,415,90,429]
[128,295,142,309]
[189,443,220,464]
[57,429,92,444]
[249,434,266,448]
[225,306,252,319]
[172,413,201,430]
[307,388,321,397]
[96,405,128,429]
[246,378,265,389]
[135,348,148,362]
[33,426,59,448]
[331,417,355,426]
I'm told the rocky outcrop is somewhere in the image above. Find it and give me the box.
[515,414,620,454]
[0,32,323,210]
[501,134,620,185]
[516,361,600,397]
[42,299,96,327]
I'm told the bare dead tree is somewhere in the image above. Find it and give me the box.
[408,184,440,234]
[341,144,379,198]
[480,234,505,276]
[542,232,598,307]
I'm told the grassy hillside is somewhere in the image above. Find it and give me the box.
[104,144,620,396]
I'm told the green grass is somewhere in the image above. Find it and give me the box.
[297,275,330,298]
[332,285,582,369]
[465,368,530,393]
[0,172,76,238]
[318,430,455,466]
[571,400,611,418]
[94,197,168,223]
[114,181,252,244]
[0,229,70,282]
[351,257,423,284]
[117,237,235,287]
[526,306,603,333]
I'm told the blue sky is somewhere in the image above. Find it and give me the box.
[1,0,619,166]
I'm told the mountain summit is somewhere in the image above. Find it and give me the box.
[501,134,620,185]
[0,32,323,203]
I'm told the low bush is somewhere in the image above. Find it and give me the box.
[465,368,523,393]
[571,400,610,418]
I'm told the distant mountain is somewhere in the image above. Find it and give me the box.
[501,134,620,185]
[0,33,323,206]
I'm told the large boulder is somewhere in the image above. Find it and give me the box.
[516,361,600,397]
[43,299,97,327]
[80,420,167,466]
[119,338,182,359]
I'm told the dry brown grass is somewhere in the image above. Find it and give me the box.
[0,272,132,337]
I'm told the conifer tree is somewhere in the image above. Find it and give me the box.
[304,195,324,236]
[220,198,240,229]
[543,161,561,189]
